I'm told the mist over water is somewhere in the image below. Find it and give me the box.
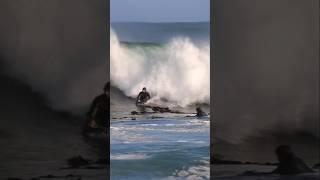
[0,0,108,115]
[110,29,210,106]
[0,1,109,179]
[212,0,319,144]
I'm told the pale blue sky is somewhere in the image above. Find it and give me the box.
[111,0,210,22]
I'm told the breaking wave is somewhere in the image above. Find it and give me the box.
[110,29,210,107]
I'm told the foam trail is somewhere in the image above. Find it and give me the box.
[110,29,210,107]
[111,154,151,160]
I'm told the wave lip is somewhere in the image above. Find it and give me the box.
[110,28,210,107]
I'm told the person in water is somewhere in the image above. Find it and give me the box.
[196,107,207,117]
[84,82,110,135]
[272,145,314,175]
[136,87,151,105]
[241,145,314,176]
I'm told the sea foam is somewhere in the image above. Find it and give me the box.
[110,29,210,107]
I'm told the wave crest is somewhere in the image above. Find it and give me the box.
[110,29,210,106]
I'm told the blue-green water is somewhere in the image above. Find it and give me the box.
[110,22,210,179]
[111,115,210,180]
[111,22,209,44]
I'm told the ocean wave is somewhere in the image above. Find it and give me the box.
[167,159,210,180]
[110,29,210,107]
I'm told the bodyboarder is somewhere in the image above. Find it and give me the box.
[83,82,110,136]
[136,87,151,112]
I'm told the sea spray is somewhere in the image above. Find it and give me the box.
[110,29,210,107]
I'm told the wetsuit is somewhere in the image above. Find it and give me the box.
[86,93,110,132]
[136,91,150,105]
[196,108,207,117]
[86,92,110,165]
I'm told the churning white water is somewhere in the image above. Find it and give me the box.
[110,29,210,107]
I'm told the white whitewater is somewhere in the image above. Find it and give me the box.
[110,29,210,107]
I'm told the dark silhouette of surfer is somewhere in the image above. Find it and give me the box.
[242,145,314,176]
[196,107,207,117]
[136,87,150,105]
[272,145,314,175]
[135,87,151,113]
[135,87,151,112]
[83,82,110,135]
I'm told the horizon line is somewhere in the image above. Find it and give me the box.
[111,21,210,23]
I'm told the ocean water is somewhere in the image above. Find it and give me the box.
[110,115,210,180]
[110,22,210,179]
[111,22,209,44]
